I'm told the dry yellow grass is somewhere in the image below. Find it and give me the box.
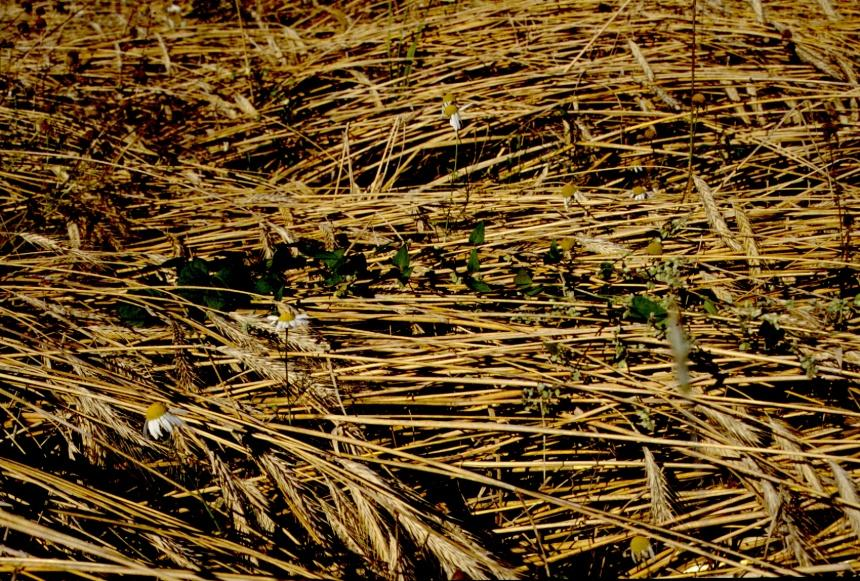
[1,0,859,578]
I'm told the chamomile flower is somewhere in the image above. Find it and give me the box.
[143,402,184,440]
[442,93,461,133]
[267,309,310,332]
[630,186,653,201]
[560,183,578,210]
[628,535,656,564]
[444,104,461,132]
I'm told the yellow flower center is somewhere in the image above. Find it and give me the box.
[442,93,454,104]
[145,402,168,421]
[630,535,651,554]
[279,312,296,323]
[443,104,459,118]
[560,183,577,198]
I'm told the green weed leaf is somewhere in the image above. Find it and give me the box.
[544,240,562,264]
[177,258,210,286]
[392,243,410,273]
[466,276,491,293]
[703,299,717,315]
[514,268,533,289]
[469,221,485,245]
[628,295,667,323]
[315,248,346,272]
[467,248,480,273]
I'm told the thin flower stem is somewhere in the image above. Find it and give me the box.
[284,328,291,422]
[683,0,698,202]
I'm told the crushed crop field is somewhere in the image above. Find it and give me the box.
[1,0,859,578]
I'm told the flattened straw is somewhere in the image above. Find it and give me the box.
[748,0,766,24]
[698,406,760,447]
[574,235,630,256]
[562,0,635,73]
[156,33,171,75]
[628,39,655,83]
[342,460,519,580]
[652,84,682,111]
[346,482,402,579]
[829,461,860,541]
[258,453,327,545]
[816,0,840,19]
[236,476,276,533]
[208,450,251,535]
[234,94,259,119]
[770,420,824,494]
[667,303,691,394]
[756,461,812,567]
[629,39,680,110]
[4,0,860,576]
[0,508,150,576]
[732,203,761,279]
[787,41,845,80]
[722,83,751,125]
[692,174,743,252]
[643,446,675,525]
[145,534,199,570]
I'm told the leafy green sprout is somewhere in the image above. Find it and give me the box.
[467,220,484,244]
[522,384,560,416]
[626,295,668,327]
[635,408,656,432]
[462,221,492,293]
[543,340,570,366]
[824,295,860,329]
[514,268,542,296]
[645,258,685,290]
[800,353,817,378]
[391,243,412,285]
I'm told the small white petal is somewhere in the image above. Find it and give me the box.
[147,418,163,439]
[272,312,310,331]
[157,416,173,437]
[145,411,184,440]
[449,112,461,132]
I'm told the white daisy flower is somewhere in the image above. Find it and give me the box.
[266,311,310,332]
[442,93,461,133]
[445,105,462,132]
[143,402,184,440]
[628,535,656,564]
[630,186,653,201]
[560,183,578,210]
